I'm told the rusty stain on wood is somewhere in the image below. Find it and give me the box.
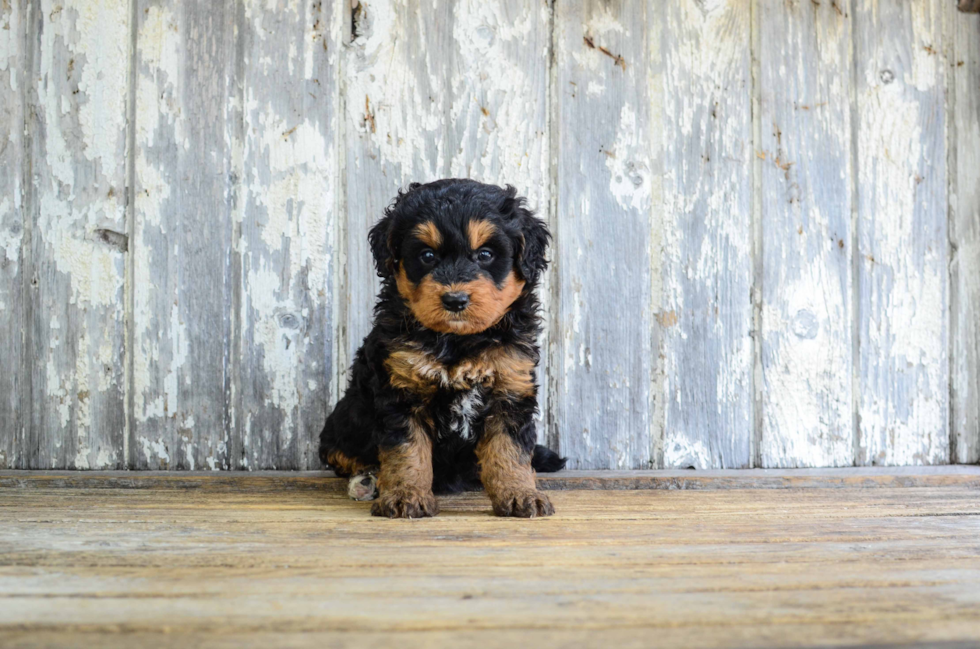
[583,34,626,71]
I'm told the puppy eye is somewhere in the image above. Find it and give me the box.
[419,249,437,265]
[477,248,494,264]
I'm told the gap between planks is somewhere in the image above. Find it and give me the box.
[1,466,978,493]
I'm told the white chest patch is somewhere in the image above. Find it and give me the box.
[448,388,484,441]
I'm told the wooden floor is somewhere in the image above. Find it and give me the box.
[2,470,980,649]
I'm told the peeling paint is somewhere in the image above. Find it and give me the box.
[951,7,980,463]
[759,0,854,468]
[855,0,948,465]
[554,1,654,469]
[4,0,974,472]
[661,0,752,470]
[24,0,130,469]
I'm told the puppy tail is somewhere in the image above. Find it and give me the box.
[531,445,566,473]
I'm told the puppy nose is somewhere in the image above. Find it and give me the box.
[441,292,470,312]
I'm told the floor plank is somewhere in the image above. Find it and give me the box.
[1,479,979,648]
[3,467,980,492]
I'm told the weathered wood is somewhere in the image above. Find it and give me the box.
[342,0,453,382]
[758,0,854,467]
[448,0,552,445]
[553,0,655,469]
[854,0,948,465]
[236,1,342,469]
[131,1,239,469]
[659,0,753,469]
[3,466,980,492]
[951,9,980,463]
[0,0,27,469]
[27,0,131,469]
[2,483,980,648]
[2,0,977,472]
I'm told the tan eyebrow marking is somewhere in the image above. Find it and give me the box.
[467,219,496,250]
[414,221,442,248]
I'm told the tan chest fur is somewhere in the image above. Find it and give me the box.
[384,345,535,399]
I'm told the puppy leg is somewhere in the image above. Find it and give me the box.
[477,418,554,518]
[371,418,439,518]
[324,449,374,478]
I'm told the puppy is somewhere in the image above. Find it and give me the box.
[319,179,565,518]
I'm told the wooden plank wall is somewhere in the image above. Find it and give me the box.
[952,0,980,464]
[0,0,977,470]
[0,0,27,470]
[758,0,854,468]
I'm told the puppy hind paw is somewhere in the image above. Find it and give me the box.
[492,490,555,518]
[371,489,440,519]
[348,473,379,501]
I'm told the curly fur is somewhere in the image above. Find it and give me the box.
[319,179,565,517]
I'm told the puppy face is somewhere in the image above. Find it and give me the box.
[370,180,550,335]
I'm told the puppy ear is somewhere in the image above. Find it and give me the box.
[502,186,550,285]
[368,211,396,278]
[370,184,424,278]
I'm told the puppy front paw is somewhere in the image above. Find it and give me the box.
[491,489,555,518]
[371,489,439,518]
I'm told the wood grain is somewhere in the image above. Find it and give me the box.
[27,0,131,469]
[0,0,27,469]
[1,0,977,472]
[236,0,342,470]
[659,0,753,470]
[758,0,854,467]
[553,0,655,469]
[448,0,552,443]
[854,0,949,465]
[950,9,980,463]
[2,479,980,648]
[3,467,979,492]
[131,1,239,469]
[342,0,453,381]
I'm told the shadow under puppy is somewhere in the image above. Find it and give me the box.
[319,179,565,518]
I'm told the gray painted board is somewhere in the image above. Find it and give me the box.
[854,0,948,465]
[447,0,552,447]
[29,0,130,469]
[237,0,341,470]
[951,9,980,464]
[758,0,854,467]
[659,0,753,469]
[1,0,976,471]
[131,1,239,470]
[0,0,27,469]
[553,0,655,469]
[342,0,454,385]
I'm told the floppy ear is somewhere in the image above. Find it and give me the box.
[368,183,422,278]
[502,186,550,285]
[368,212,396,278]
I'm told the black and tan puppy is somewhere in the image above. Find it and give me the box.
[319,179,565,518]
